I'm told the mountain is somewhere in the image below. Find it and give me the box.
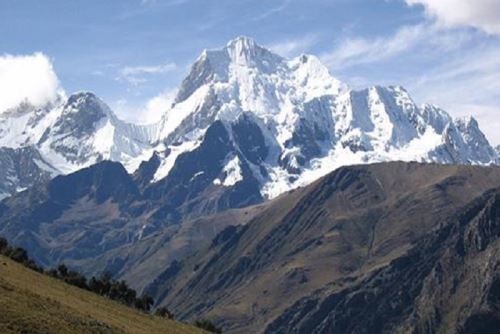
[1,37,500,332]
[267,189,500,334]
[0,161,142,267]
[143,36,498,200]
[0,93,156,199]
[143,162,500,333]
[2,159,500,333]
[0,146,53,199]
[0,36,498,202]
[0,254,203,334]
[0,158,266,290]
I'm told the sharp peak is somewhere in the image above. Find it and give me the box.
[195,36,284,73]
[67,91,100,102]
[456,115,479,127]
[371,85,408,93]
[355,85,412,98]
[69,90,97,96]
[389,84,408,92]
[292,54,328,68]
[297,53,320,62]
[422,102,440,109]
[65,91,116,117]
[199,36,266,56]
[226,36,259,50]
[216,36,282,59]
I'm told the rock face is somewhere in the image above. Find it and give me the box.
[144,121,262,219]
[143,162,500,333]
[0,146,54,200]
[0,37,498,201]
[267,189,500,334]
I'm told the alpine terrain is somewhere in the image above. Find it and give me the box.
[0,37,498,201]
[144,162,500,333]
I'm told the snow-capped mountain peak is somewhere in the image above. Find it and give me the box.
[163,38,348,149]
[225,36,279,67]
[121,38,500,200]
[0,37,498,202]
[0,89,157,198]
[290,54,346,99]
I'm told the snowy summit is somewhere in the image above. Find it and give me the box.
[0,37,498,199]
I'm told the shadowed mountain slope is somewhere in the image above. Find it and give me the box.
[266,188,500,334]
[145,162,500,333]
[0,154,265,290]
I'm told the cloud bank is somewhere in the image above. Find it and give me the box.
[0,53,61,113]
[406,0,500,34]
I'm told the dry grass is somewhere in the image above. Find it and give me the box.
[0,255,204,334]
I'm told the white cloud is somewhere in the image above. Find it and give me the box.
[406,0,500,34]
[118,62,177,86]
[113,89,176,125]
[268,35,319,58]
[142,89,176,123]
[0,53,62,113]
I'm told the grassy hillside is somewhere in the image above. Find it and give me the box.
[0,255,204,334]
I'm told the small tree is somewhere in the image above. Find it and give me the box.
[48,268,59,278]
[135,294,154,312]
[57,264,68,277]
[155,306,174,319]
[8,247,29,264]
[88,276,103,293]
[64,270,88,289]
[194,319,222,333]
[0,237,8,252]
[98,272,113,296]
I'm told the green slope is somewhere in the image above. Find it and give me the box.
[0,255,204,334]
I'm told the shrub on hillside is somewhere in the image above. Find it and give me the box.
[0,235,157,314]
[155,306,174,319]
[194,319,222,333]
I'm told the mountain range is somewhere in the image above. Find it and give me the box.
[0,36,498,201]
[2,37,500,334]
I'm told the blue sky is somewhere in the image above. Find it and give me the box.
[1,0,500,143]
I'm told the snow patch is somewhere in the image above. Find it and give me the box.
[152,140,202,182]
[220,155,243,187]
